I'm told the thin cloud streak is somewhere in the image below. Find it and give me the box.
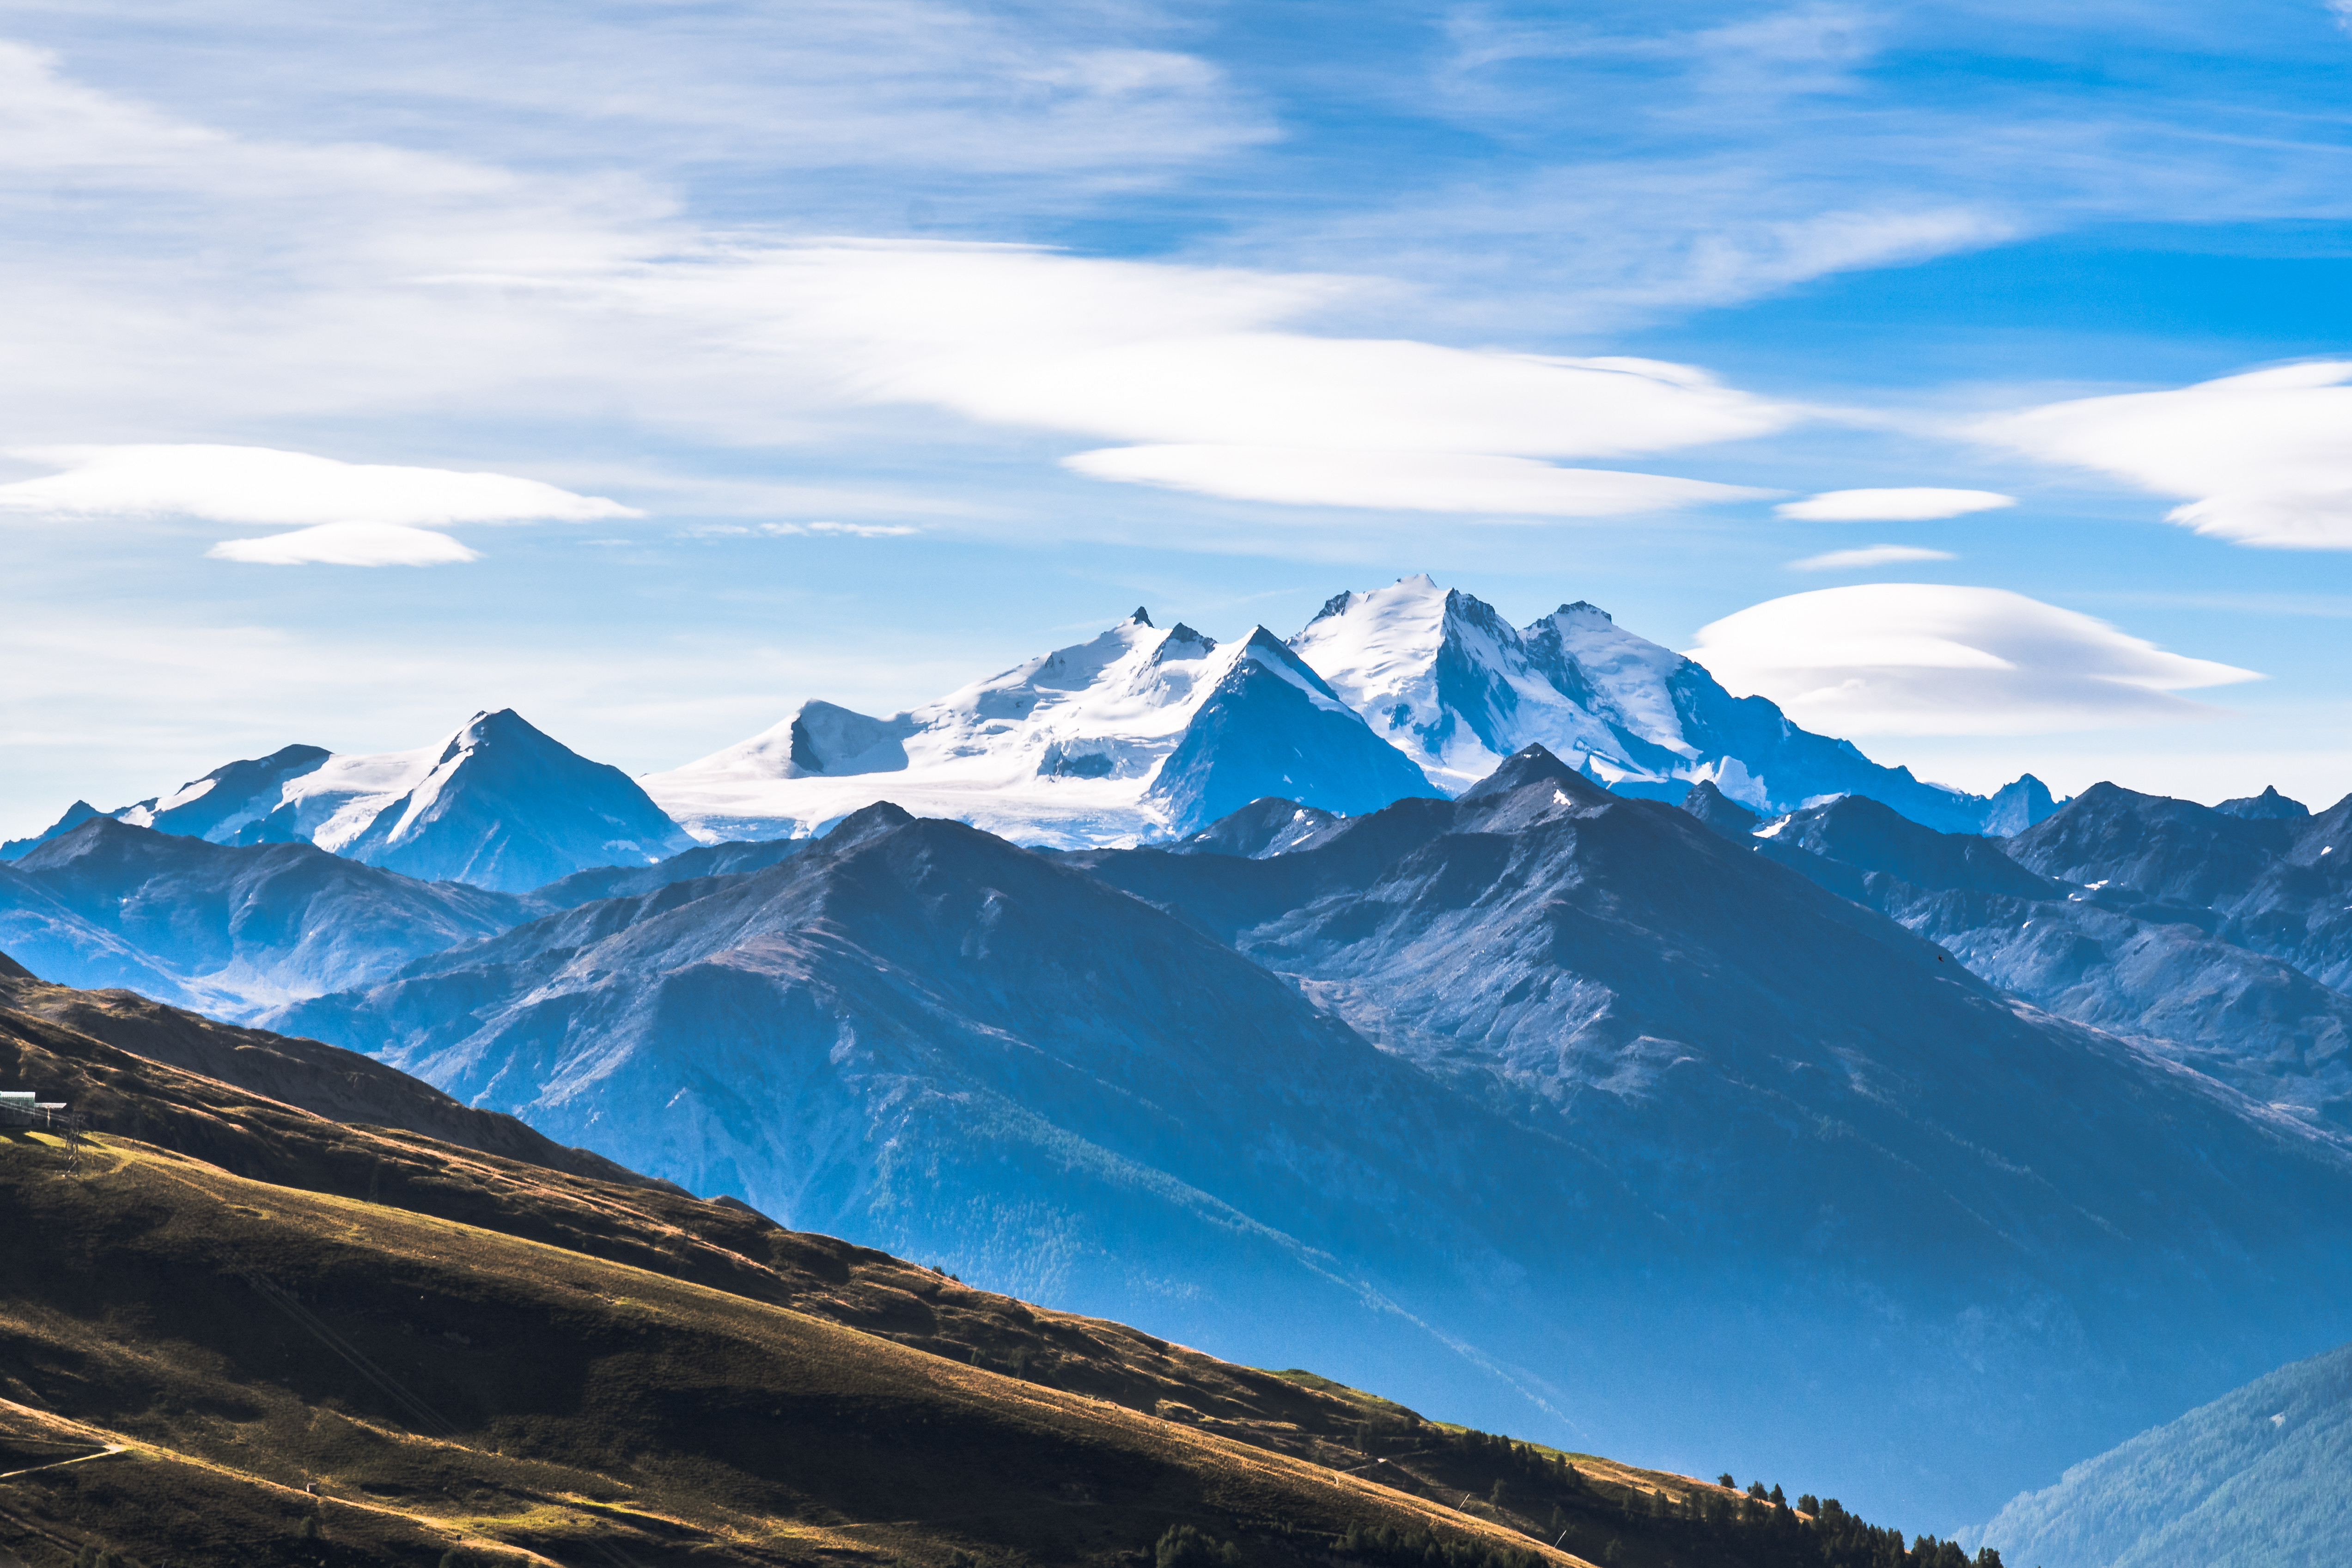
[1777,488,2013,522]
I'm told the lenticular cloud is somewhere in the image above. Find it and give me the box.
[1979,362,2352,549]
[0,443,637,566]
[1686,583,2260,735]
[207,521,480,567]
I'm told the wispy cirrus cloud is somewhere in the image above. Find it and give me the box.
[1065,445,1768,515]
[0,38,1792,527]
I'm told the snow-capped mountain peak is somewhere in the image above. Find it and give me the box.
[1289,574,1666,793]
[1288,575,2054,832]
[648,611,1430,846]
[6,710,691,892]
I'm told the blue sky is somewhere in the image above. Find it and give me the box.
[5,0,2352,835]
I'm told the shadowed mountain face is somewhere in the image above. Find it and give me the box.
[0,818,527,1017]
[1146,631,1442,834]
[2005,782,2352,994]
[1735,792,2352,1130]
[271,755,2352,1527]
[1968,1340,2352,1568]
[530,831,812,909]
[271,802,1666,1446]
[1068,749,2352,1521]
[326,708,696,890]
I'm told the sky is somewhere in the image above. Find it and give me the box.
[6,0,2352,836]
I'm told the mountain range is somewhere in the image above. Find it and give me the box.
[8,576,2345,1546]
[646,576,2056,848]
[1704,779,2352,1130]
[1,580,2056,888]
[255,747,2352,1530]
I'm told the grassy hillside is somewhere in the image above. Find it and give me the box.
[1,975,1992,1568]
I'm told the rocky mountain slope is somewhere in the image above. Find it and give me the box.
[2005,781,2352,992]
[1722,786,2352,1129]
[270,761,2352,1527]
[268,802,1656,1448]
[0,817,529,1017]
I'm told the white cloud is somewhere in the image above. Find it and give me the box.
[1686,584,2262,735]
[0,33,1803,524]
[1978,362,2352,549]
[1786,544,1957,571]
[1064,445,1768,515]
[0,444,638,527]
[1776,487,2013,521]
[607,242,1798,464]
[207,521,479,567]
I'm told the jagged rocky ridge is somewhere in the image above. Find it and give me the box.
[1709,781,2352,1129]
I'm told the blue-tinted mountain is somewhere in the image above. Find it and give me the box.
[1068,748,2352,1522]
[1146,628,1441,834]
[2007,783,2352,994]
[530,833,811,909]
[0,817,527,1017]
[8,712,693,894]
[1968,1340,2352,1568]
[0,798,103,859]
[272,799,1671,1468]
[274,759,2352,1526]
[1164,797,1344,858]
[304,709,695,891]
[122,742,335,842]
[1731,791,2352,1129]
[2216,784,2310,821]
[1679,778,1762,839]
